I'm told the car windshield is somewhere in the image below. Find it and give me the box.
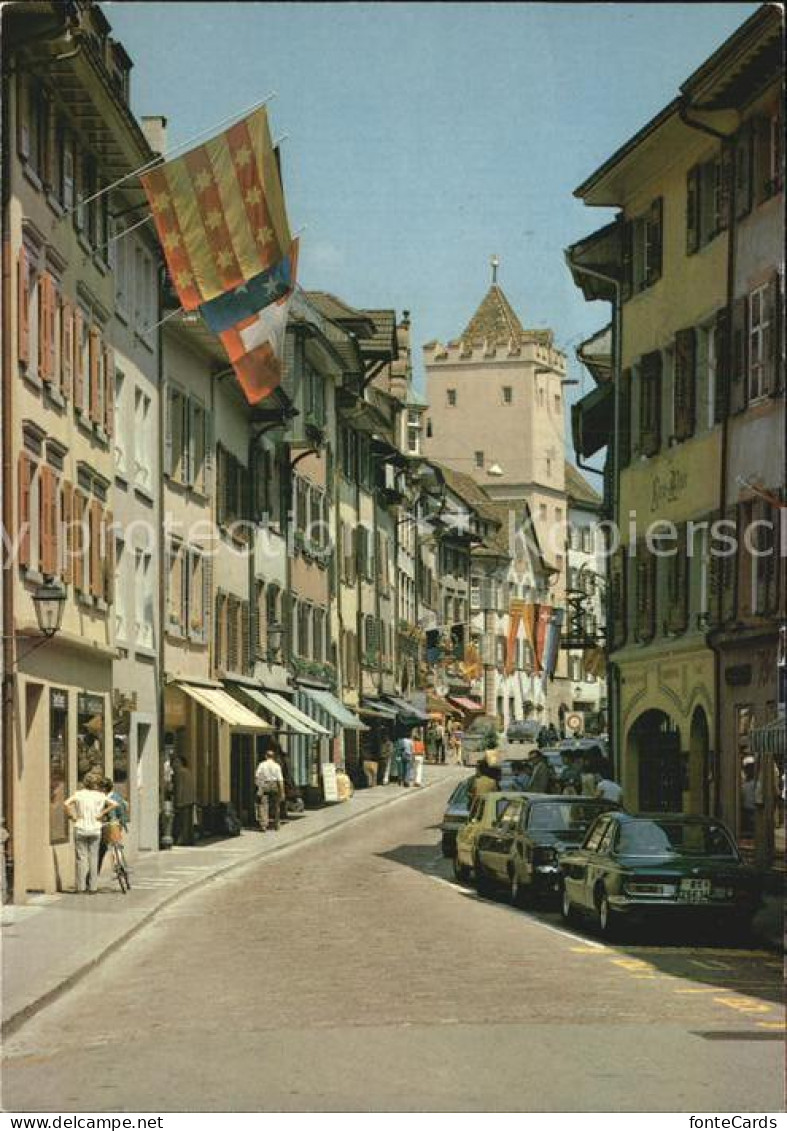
[449,779,472,806]
[527,801,607,833]
[617,820,737,858]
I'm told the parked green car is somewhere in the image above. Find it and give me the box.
[560,811,761,938]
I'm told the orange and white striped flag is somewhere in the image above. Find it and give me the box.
[140,106,291,311]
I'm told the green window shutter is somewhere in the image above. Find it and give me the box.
[762,270,781,396]
[718,144,734,232]
[645,197,663,285]
[674,328,696,442]
[640,351,663,457]
[621,220,633,303]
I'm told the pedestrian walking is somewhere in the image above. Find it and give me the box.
[362,744,378,789]
[64,775,116,894]
[740,760,756,838]
[425,722,437,764]
[412,728,426,787]
[527,748,552,794]
[172,754,196,845]
[255,747,284,831]
[595,776,624,803]
[435,720,446,764]
[580,755,600,798]
[399,733,414,787]
[380,735,394,785]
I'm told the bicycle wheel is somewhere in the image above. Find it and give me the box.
[113,845,130,894]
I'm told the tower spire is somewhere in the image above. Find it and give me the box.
[490,254,499,286]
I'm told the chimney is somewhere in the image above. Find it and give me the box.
[141,115,168,158]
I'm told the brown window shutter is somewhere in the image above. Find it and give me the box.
[39,465,57,577]
[686,166,701,255]
[666,524,689,633]
[17,453,33,568]
[619,368,632,468]
[713,307,730,422]
[103,343,115,435]
[241,600,250,674]
[62,482,73,583]
[730,296,748,413]
[89,499,102,598]
[59,298,72,397]
[73,309,84,408]
[18,246,30,366]
[674,328,696,441]
[88,328,100,423]
[46,276,56,381]
[38,274,50,381]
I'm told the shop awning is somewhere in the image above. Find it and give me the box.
[228,685,329,736]
[449,696,485,713]
[298,688,368,731]
[426,693,462,717]
[361,699,398,719]
[177,683,272,732]
[572,381,614,459]
[384,696,430,723]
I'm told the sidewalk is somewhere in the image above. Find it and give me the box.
[2,768,461,1035]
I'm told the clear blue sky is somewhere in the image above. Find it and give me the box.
[106,1,756,419]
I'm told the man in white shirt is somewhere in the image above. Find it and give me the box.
[595,777,624,804]
[65,775,116,893]
[255,748,284,831]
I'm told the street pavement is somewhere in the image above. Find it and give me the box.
[2,769,784,1113]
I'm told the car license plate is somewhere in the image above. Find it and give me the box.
[678,878,711,903]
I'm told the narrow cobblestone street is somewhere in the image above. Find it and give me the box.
[3,773,782,1113]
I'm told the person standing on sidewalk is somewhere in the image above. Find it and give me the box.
[412,728,426,788]
[255,748,284,831]
[380,735,394,785]
[172,755,196,846]
[64,775,116,894]
[398,734,413,787]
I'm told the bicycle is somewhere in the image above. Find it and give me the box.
[108,837,131,894]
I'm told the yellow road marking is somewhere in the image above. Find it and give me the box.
[675,987,718,994]
[570,946,606,954]
[757,1021,787,1030]
[714,995,774,1014]
[612,958,652,971]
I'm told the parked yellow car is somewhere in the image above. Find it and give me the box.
[453,791,521,882]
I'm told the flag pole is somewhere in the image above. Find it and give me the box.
[59,91,278,219]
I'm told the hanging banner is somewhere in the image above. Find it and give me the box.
[583,647,607,678]
[140,105,291,311]
[535,604,552,673]
[506,598,528,675]
[523,603,540,673]
[461,643,482,682]
[541,608,564,691]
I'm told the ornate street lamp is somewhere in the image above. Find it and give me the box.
[31,582,66,638]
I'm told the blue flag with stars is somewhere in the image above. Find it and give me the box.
[199,240,297,333]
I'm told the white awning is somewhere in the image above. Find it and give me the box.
[297,688,368,731]
[233,685,329,736]
[177,684,272,732]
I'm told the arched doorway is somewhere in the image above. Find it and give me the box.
[689,706,711,815]
[630,709,682,812]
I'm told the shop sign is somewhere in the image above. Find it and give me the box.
[51,689,68,711]
[725,664,752,687]
[321,762,338,802]
[78,693,104,716]
[620,429,721,541]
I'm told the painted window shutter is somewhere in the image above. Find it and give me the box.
[162,384,173,477]
[73,493,85,592]
[18,246,30,366]
[103,343,115,435]
[645,197,663,285]
[762,270,781,396]
[713,308,730,422]
[666,524,689,634]
[73,309,84,409]
[718,143,734,231]
[686,166,701,255]
[90,499,102,598]
[730,296,748,414]
[103,510,115,604]
[640,351,662,457]
[38,273,51,381]
[45,275,56,381]
[62,482,73,583]
[17,453,33,568]
[203,409,213,491]
[60,300,72,397]
[88,328,100,423]
[39,465,57,577]
[674,327,696,441]
[734,124,753,219]
[241,600,250,675]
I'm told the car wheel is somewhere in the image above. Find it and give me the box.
[453,854,470,883]
[441,834,455,859]
[561,884,575,924]
[474,858,493,898]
